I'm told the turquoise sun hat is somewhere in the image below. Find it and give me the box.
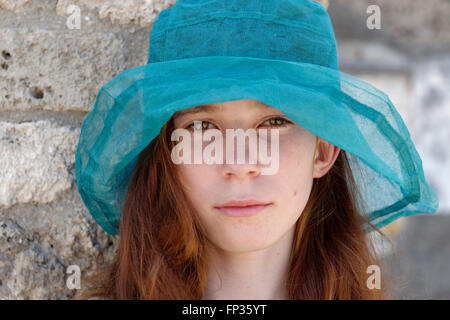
[75,0,439,236]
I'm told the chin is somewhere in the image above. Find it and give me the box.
[215,236,279,253]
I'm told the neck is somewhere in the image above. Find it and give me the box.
[202,226,295,300]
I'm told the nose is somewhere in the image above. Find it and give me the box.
[221,162,261,180]
[220,131,263,180]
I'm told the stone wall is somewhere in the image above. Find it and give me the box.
[0,0,169,300]
[1,0,449,299]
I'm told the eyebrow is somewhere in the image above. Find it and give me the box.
[174,104,222,117]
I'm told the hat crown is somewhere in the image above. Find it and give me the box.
[147,0,339,69]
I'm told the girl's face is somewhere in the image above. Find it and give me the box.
[173,99,331,253]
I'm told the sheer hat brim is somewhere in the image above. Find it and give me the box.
[75,55,439,235]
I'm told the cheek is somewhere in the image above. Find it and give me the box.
[278,134,314,179]
[276,134,315,211]
[176,163,218,206]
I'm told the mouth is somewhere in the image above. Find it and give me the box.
[214,199,273,217]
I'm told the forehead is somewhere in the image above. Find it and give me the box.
[174,100,279,117]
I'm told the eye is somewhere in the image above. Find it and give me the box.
[260,117,291,128]
[185,120,216,131]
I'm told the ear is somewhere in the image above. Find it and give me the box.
[312,136,341,178]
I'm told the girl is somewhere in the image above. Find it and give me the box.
[75,0,438,300]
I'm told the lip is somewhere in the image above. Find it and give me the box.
[214,199,273,217]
